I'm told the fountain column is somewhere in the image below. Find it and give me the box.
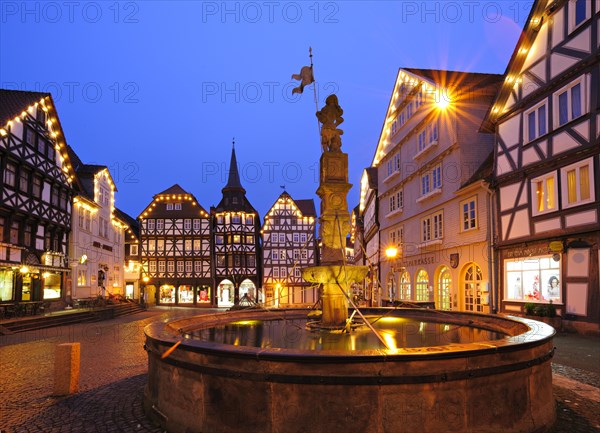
[303,95,368,328]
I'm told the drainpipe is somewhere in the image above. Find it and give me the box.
[482,181,497,314]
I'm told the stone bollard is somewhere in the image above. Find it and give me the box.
[54,342,80,395]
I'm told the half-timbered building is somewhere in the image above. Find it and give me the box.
[359,167,379,306]
[114,208,140,301]
[66,146,128,301]
[482,0,599,331]
[261,191,317,307]
[139,184,212,306]
[0,90,75,307]
[211,146,261,307]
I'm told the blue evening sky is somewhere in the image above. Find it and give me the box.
[0,1,529,218]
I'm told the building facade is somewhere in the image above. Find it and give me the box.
[115,208,141,301]
[483,0,599,330]
[359,167,379,305]
[371,69,502,312]
[261,191,317,307]
[139,184,212,306]
[67,147,127,301]
[0,90,75,306]
[211,147,261,307]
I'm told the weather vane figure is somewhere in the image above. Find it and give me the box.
[316,94,344,153]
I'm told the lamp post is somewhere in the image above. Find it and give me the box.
[385,246,399,306]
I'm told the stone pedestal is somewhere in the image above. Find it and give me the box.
[54,342,80,395]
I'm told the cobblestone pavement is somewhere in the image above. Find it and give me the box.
[1,309,598,433]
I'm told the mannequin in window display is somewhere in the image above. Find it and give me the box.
[513,277,523,299]
[547,276,560,299]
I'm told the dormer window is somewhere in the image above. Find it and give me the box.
[174,203,182,210]
[166,203,173,210]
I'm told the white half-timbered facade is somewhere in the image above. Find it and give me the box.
[359,167,379,306]
[483,0,599,330]
[0,90,75,307]
[139,184,212,306]
[66,146,127,302]
[262,192,317,307]
[211,146,261,307]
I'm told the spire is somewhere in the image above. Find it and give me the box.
[223,143,245,193]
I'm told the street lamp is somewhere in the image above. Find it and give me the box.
[385,246,398,259]
[385,246,399,306]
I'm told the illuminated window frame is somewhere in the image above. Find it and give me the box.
[530,171,558,216]
[560,157,595,209]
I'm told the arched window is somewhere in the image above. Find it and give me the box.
[399,271,411,300]
[416,270,429,301]
[438,267,452,310]
[464,263,483,312]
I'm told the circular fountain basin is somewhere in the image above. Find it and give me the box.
[144,308,555,433]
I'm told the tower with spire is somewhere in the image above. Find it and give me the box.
[211,143,261,307]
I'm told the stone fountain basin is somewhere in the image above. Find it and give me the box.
[144,308,555,433]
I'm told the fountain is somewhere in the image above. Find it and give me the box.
[144,95,556,433]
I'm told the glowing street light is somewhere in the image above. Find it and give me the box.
[385,246,398,259]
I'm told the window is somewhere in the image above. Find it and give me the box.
[569,0,589,31]
[193,219,201,230]
[25,127,36,146]
[217,215,224,224]
[461,198,477,231]
[394,153,401,172]
[149,261,157,273]
[147,219,155,231]
[399,271,411,300]
[505,256,560,302]
[301,250,308,260]
[232,215,241,224]
[194,261,202,273]
[59,190,67,210]
[216,255,225,267]
[167,261,175,272]
[301,233,307,243]
[23,223,32,247]
[166,203,173,210]
[233,234,241,244]
[421,173,431,196]
[389,194,396,213]
[415,87,424,108]
[99,187,110,206]
[422,211,443,242]
[245,235,253,244]
[174,203,182,210]
[555,80,584,127]
[78,211,84,228]
[156,239,164,251]
[293,250,299,260]
[531,172,558,215]
[130,244,138,256]
[279,234,285,243]
[148,239,155,252]
[216,235,224,245]
[192,239,200,251]
[32,176,42,198]
[389,230,396,245]
[177,261,184,273]
[273,267,280,278]
[248,255,255,267]
[421,166,441,197]
[234,255,241,267]
[186,261,193,273]
[184,219,191,230]
[156,219,164,230]
[280,250,286,261]
[245,215,254,225]
[77,269,87,286]
[432,165,441,190]
[4,161,16,187]
[185,239,192,251]
[464,263,484,312]
[281,267,287,277]
[293,233,300,243]
[561,157,594,208]
[387,160,394,177]
[294,268,301,278]
[418,130,427,152]
[85,210,91,231]
[0,217,4,242]
[272,249,279,260]
[51,185,59,207]
[416,270,429,301]
[19,169,29,192]
[525,102,547,142]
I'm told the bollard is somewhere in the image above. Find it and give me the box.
[53,342,80,395]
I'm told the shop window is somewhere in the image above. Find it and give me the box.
[198,286,210,302]
[505,256,560,302]
[160,285,175,303]
[0,270,14,301]
[178,285,194,303]
[43,273,61,299]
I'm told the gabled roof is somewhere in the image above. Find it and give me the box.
[295,199,316,217]
[480,0,548,131]
[403,68,504,90]
[0,89,50,126]
[155,184,189,197]
[365,167,378,190]
[114,207,140,238]
[460,151,494,189]
[66,145,115,201]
